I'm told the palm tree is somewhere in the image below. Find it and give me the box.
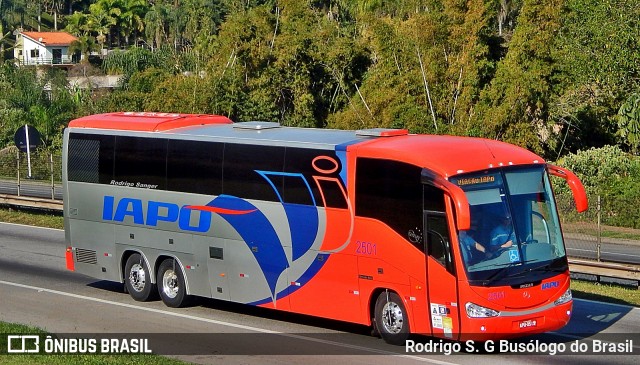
[119,0,149,46]
[43,0,64,30]
[0,0,27,61]
[145,3,170,49]
[87,1,120,49]
[69,34,98,63]
[64,10,88,35]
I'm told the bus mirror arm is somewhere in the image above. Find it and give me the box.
[421,171,471,230]
[547,164,588,213]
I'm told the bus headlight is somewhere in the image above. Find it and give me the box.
[554,288,572,306]
[465,302,500,318]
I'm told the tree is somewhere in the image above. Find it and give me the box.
[69,34,97,62]
[144,2,170,49]
[552,0,640,155]
[329,1,493,134]
[0,63,80,149]
[0,0,27,61]
[119,0,148,45]
[443,0,493,134]
[473,0,564,155]
[618,92,640,154]
[43,0,64,30]
[89,0,123,48]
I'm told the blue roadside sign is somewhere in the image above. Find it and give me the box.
[14,125,41,153]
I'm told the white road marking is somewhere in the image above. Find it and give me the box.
[0,279,458,364]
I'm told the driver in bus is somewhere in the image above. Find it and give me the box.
[459,223,487,263]
[489,215,516,255]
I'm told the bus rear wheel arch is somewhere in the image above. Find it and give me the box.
[156,258,190,308]
[123,253,156,302]
[374,290,410,345]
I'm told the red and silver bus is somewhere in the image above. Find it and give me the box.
[63,112,587,344]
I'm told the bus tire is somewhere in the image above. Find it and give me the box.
[124,253,155,302]
[374,291,410,345]
[157,258,188,308]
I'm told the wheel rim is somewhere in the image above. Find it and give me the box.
[381,301,404,334]
[129,263,146,292]
[162,269,179,299]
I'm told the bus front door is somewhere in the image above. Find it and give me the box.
[424,211,460,340]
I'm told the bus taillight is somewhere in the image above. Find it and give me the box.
[65,247,75,271]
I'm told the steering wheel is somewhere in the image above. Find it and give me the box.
[487,245,510,259]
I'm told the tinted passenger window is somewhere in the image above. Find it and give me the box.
[423,184,446,212]
[114,136,167,189]
[223,144,285,202]
[283,148,347,208]
[167,140,223,195]
[68,133,114,184]
[356,158,422,245]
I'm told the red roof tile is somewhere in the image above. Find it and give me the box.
[22,32,78,46]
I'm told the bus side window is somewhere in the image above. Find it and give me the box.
[167,140,223,195]
[282,147,333,206]
[423,184,455,275]
[355,158,423,249]
[425,214,455,275]
[114,136,167,190]
[68,133,114,184]
[223,143,285,202]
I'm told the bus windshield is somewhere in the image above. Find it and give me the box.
[450,166,567,286]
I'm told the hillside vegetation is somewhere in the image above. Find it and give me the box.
[1,1,640,227]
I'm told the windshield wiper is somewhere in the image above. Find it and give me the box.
[523,261,566,274]
[483,261,522,286]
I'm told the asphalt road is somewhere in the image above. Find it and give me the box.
[565,236,640,265]
[0,222,638,364]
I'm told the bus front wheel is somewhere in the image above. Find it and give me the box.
[157,258,189,308]
[124,253,156,302]
[374,291,410,345]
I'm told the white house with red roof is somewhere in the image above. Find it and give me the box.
[14,31,79,66]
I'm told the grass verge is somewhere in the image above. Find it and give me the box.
[0,207,63,230]
[0,322,184,364]
[570,279,639,307]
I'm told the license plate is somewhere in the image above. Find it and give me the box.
[518,319,537,329]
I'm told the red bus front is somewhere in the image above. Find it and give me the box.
[444,165,581,339]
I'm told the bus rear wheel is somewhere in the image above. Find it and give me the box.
[157,258,189,308]
[374,291,410,345]
[124,253,156,302]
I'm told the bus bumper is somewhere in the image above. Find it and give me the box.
[459,300,572,341]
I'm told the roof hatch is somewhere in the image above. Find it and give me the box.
[233,121,281,130]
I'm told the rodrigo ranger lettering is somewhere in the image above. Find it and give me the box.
[135,182,158,189]
[109,180,158,189]
[110,180,134,187]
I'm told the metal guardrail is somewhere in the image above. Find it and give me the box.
[568,258,640,287]
[0,193,62,211]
